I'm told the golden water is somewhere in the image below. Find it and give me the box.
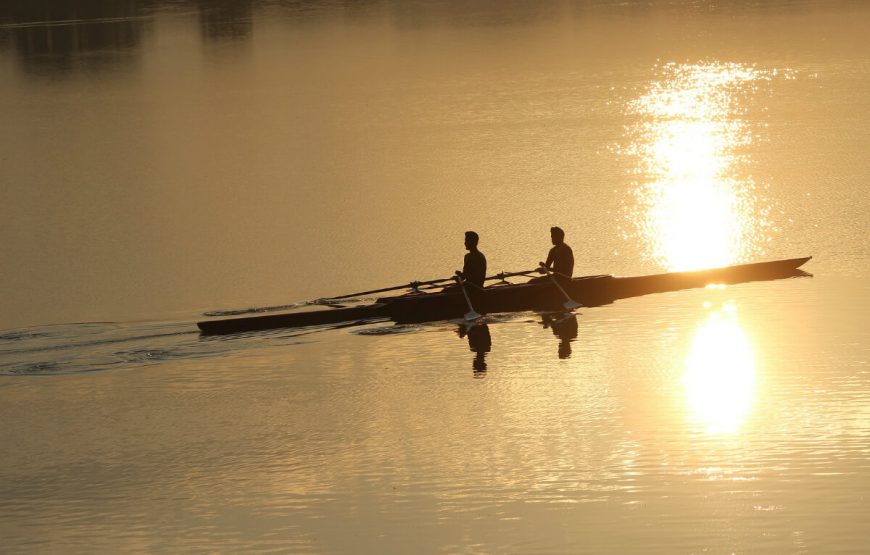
[1,1,869,553]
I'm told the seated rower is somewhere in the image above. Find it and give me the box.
[458,230,487,287]
[441,230,487,294]
[536,226,574,281]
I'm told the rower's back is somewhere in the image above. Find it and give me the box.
[463,249,487,287]
[463,231,487,287]
[546,226,574,279]
[548,242,574,278]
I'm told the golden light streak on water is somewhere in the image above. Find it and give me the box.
[682,303,756,435]
[628,62,776,271]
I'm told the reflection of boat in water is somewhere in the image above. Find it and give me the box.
[197,256,811,335]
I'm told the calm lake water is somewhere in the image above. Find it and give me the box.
[1,1,869,553]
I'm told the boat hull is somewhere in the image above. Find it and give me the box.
[197,257,811,334]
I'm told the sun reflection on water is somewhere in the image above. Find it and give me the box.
[627,62,780,271]
[683,303,756,435]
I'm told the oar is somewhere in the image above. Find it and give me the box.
[322,276,456,301]
[201,278,452,317]
[539,263,581,311]
[320,269,540,301]
[410,271,539,294]
[203,268,541,317]
[454,273,482,321]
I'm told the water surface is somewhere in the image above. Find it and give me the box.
[1,1,869,553]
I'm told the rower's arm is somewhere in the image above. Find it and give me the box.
[544,248,555,269]
[459,253,472,279]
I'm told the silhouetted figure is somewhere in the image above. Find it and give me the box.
[459,322,491,375]
[541,226,574,279]
[459,231,487,288]
[542,313,578,359]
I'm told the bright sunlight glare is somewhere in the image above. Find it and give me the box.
[627,62,775,271]
[683,303,756,435]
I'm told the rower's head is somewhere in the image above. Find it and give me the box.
[464,231,480,251]
[550,226,565,246]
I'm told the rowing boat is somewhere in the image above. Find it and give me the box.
[197,256,811,335]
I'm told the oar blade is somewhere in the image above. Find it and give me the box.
[563,299,581,311]
[464,310,482,321]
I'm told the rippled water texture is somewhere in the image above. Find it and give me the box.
[1,1,869,553]
[624,62,789,270]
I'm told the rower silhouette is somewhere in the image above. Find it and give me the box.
[541,226,574,280]
[444,231,487,295]
[458,322,491,375]
[530,227,575,285]
[459,231,486,287]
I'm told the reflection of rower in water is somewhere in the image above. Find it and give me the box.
[541,313,578,359]
[458,322,491,375]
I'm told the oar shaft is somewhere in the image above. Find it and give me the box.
[324,268,539,300]
[323,276,455,300]
[540,264,578,304]
[552,276,572,299]
[458,277,474,306]
[455,275,482,320]
[488,269,539,280]
[204,268,541,317]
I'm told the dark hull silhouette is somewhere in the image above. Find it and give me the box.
[197,256,811,335]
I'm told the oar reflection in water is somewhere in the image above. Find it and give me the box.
[541,313,579,359]
[457,323,491,376]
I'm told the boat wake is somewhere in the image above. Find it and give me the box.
[352,324,428,336]
[0,315,388,376]
[0,322,203,376]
